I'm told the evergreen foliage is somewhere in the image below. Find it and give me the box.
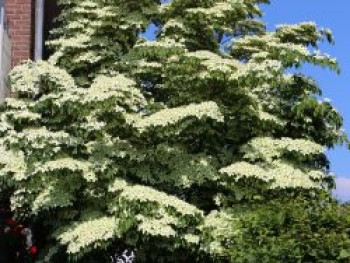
[0,0,349,262]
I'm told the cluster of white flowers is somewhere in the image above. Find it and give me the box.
[33,158,96,182]
[65,19,90,30]
[4,98,34,110]
[5,110,41,123]
[42,75,146,114]
[242,136,324,162]
[276,22,326,45]
[9,61,74,96]
[186,51,242,75]
[220,161,266,181]
[276,21,317,30]
[19,127,69,141]
[93,6,115,19]
[187,1,238,19]
[233,31,338,70]
[82,75,146,107]
[74,50,101,64]
[218,59,283,83]
[244,59,283,75]
[38,90,79,108]
[185,51,223,61]
[137,60,163,70]
[275,22,320,43]
[200,210,235,255]
[11,127,71,151]
[251,51,271,61]
[233,33,311,63]
[108,178,129,193]
[81,115,106,132]
[268,161,325,189]
[268,41,310,57]
[0,143,26,180]
[58,217,118,254]
[135,38,186,49]
[232,34,276,51]
[137,214,178,238]
[10,188,27,211]
[219,160,323,189]
[48,33,91,50]
[0,117,12,134]
[218,136,327,189]
[183,234,200,245]
[258,110,285,126]
[133,102,224,132]
[162,19,186,32]
[120,183,203,216]
[73,1,99,12]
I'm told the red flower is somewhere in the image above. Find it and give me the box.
[5,218,17,226]
[14,224,24,235]
[29,245,38,257]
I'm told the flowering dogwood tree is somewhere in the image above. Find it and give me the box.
[0,0,348,262]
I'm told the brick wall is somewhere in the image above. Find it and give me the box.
[5,0,34,67]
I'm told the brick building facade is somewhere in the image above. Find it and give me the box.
[5,0,35,67]
[4,0,58,67]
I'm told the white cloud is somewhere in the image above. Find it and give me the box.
[333,177,350,202]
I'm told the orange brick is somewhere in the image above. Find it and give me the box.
[5,0,34,67]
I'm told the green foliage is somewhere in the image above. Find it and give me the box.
[226,197,350,263]
[0,0,349,262]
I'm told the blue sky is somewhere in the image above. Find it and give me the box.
[262,1,350,201]
[144,1,350,201]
